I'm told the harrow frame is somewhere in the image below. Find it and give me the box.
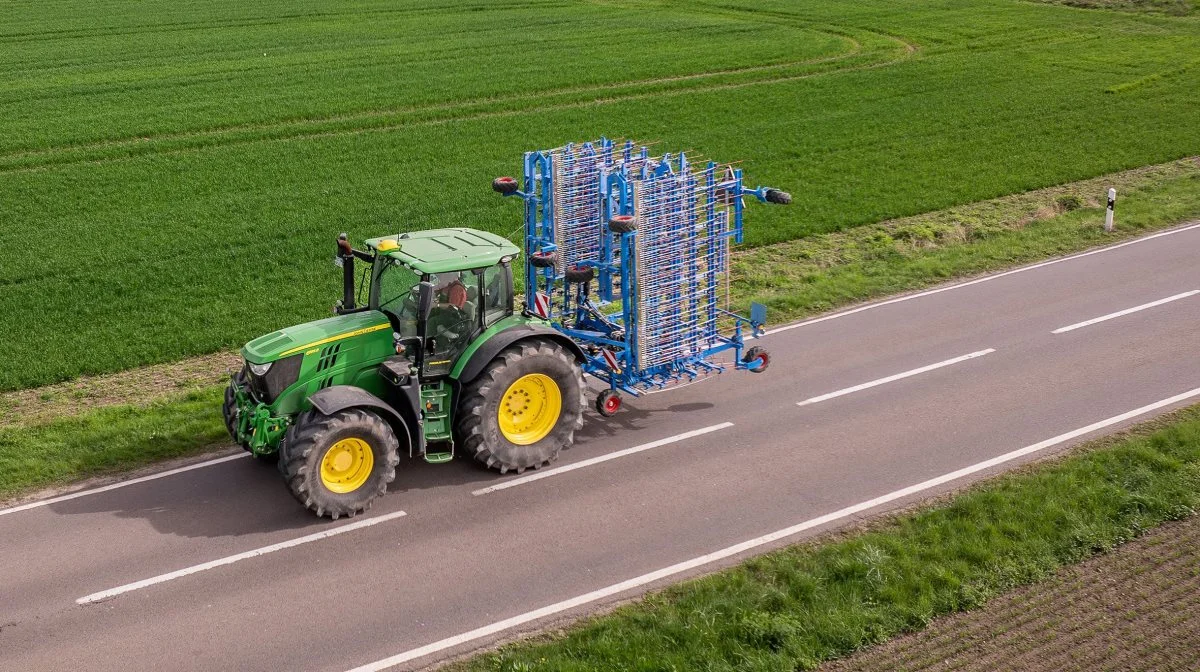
[499,138,786,398]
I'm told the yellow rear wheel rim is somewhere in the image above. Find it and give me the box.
[320,437,374,493]
[497,373,562,445]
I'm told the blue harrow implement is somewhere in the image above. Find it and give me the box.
[494,138,790,416]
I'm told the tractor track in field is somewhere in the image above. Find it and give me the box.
[0,1,574,44]
[0,45,912,176]
[824,514,1200,672]
[0,53,863,161]
[0,10,920,175]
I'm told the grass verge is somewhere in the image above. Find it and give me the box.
[735,158,1200,317]
[0,388,226,500]
[449,406,1200,672]
[2,158,1198,502]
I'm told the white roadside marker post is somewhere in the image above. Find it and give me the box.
[1105,188,1116,232]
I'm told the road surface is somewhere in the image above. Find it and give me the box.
[2,223,1198,672]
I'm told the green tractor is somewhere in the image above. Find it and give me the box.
[224,229,587,518]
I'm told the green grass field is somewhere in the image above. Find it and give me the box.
[2,0,1199,390]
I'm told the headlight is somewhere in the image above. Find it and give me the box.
[248,361,272,376]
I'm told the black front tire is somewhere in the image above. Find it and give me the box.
[279,408,400,519]
[223,371,279,464]
[222,371,247,444]
[455,340,585,474]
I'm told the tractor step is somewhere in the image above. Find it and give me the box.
[423,452,453,464]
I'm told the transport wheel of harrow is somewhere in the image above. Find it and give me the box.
[766,189,792,205]
[492,176,519,195]
[455,339,585,474]
[595,389,621,417]
[529,251,556,268]
[608,215,637,233]
[279,408,399,519]
[223,371,276,464]
[742,346,770,373]
[564,265,594,284]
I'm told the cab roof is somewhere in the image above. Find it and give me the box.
[364,228,521,274]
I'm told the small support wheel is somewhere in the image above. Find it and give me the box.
[765,189,792,205]
[529,251,556,268]
[596,389,621,417]
[608,215,637,233]
[743,346,769,373]
[564,265,594,284]
[492,176,519,195]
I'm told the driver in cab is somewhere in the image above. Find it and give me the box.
[425,271,476,361]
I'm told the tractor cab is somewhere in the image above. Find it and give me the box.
[359,229,519,381]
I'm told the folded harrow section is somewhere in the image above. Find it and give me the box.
[496,138,788,405]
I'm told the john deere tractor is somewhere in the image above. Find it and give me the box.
[224,229,586,518]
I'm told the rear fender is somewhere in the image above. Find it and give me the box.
[454,324,585,384]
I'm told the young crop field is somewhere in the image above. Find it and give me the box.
[2,0,1199,390]
[824,514,1200,671]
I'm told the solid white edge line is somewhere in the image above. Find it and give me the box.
[472,423,735,496]
[797,349,995,407]
[763,221,1200,337]
[76,510,408,605]
[346,386,1200,672]
[1052,290,1200,334]
[0,452,250,517]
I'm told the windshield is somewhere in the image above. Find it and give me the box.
[374,259,421,339]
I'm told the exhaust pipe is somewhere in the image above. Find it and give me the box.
[337,232,355,311]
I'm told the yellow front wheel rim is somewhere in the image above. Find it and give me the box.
[320,438,375,493]
[497,373,562,445]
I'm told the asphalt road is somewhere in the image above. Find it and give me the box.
[2,223,1198,672]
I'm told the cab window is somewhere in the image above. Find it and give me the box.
[374,259,421,340]
[481,264,511,326]
[423,270,478,375]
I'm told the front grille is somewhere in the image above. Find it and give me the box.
[247,354,303,403]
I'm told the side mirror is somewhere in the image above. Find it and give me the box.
[417,281,434,322]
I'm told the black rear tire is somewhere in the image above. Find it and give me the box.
[455,340,585,474]
[279,408,399,519]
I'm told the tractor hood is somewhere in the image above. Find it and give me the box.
[241,311,391,364]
